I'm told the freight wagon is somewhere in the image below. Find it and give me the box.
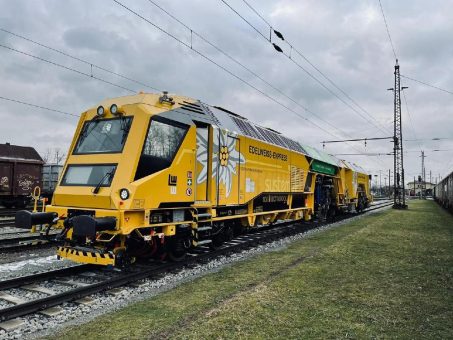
[434,170,453,213]
[0,143,44,208]
[41,163,64,201]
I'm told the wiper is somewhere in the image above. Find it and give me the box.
[92,170,114,194]
[120,117,130,144]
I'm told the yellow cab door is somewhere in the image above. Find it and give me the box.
[195,125,210,203]
[216,129,242,206]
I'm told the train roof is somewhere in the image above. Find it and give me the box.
[0,143,44,164]
[94,93,369,175]
[203,104,369,174]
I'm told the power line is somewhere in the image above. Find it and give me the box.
[401,74,453,96]
[405,137,452,142]
[221,0,391,136]
[223,0,391,169]
[287,56,390,136]
[322,136,393,143]
[0,27,161,93]
[114,0,388,170]
[0,35,351,148]
[242,0,271,27]
[220,0,268,41]
[112,0,362,145]
[145,0,351,139]
[377,0,397,60]
[401,89,422,152]
[1,25,356,156]
[0,43,224,124]
[0,43,136,94]
[0,95,79,117]
[332,153,393,156]
[239,0,392,136]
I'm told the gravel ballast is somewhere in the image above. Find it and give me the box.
[0,206,391,339]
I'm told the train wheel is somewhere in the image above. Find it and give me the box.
[210,223,226,249]
[168,237,189,262]
[224,225,234,242]
[115,249,135,268]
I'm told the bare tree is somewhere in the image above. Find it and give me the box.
[41,148,52,163]
[53,148,66,165]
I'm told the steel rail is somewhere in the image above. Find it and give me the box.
[0,202,392,322]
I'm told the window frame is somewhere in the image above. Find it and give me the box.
[141,116,189,161]
[72,116,133,155]
[134,116,190,181]
[60,163,117,187]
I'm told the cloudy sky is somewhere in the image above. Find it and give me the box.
[1,0,452,184]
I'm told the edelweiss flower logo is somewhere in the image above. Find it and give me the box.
[196,130,245,197]
[219,146,230,166]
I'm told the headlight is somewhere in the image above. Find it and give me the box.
[96,105,105,116]
[110,104,119,115]
[119,188,129,200]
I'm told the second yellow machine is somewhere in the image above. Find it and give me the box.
[16,92,371,266]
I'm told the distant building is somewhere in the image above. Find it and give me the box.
[406,181,435,197]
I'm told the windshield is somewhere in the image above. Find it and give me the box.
[73,117,132,154]
[61,164,116,186]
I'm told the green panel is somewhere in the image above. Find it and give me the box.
[300,144,340,167]
[311,160,336,175]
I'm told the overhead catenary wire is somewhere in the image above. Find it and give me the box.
[401,89,422,152]
[0,39,338,143]
[240,0,392,136]
[0,35,356,151]
[1,5,387,171]
[221,0,392,170]
[377,0,397,60]
[0,28,161,93]
[0,45,230,124]
[145,0,363,144]
[0,95,79,117]
[118,0,393,172]
[112,0,370,147]
[221,1,393,174]
[332,153,393,156]
[401,74,453,96]
[0,43,137,94]
[113,0,390,171]
[405,137,452,142]
[221,0,391,137]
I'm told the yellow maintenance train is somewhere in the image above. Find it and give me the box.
[16,92,371,266]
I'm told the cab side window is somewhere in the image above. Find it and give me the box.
[135,117,188,180]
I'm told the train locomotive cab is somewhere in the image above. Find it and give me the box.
[17,93,205,266]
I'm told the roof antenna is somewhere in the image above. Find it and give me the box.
[159,91,175,105]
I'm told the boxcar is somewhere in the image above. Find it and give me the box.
[41,163,64,201]
[434,170,453,213]
[0,143,44,208]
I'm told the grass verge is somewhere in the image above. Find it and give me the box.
[48,200,452,339]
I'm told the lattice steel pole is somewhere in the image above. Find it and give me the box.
[390,60,408,209]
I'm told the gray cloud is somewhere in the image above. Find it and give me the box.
[0,0,452,182]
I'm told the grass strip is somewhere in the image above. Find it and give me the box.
[48,200,453,339]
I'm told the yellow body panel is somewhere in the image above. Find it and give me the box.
[57,246,115,266]
[41,92,372,266]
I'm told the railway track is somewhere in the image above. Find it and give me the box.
[0,219,15,228]
[0,234,55,253]
[0,207,33,218]
[0,200,392,254]
[0,200,392,326]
